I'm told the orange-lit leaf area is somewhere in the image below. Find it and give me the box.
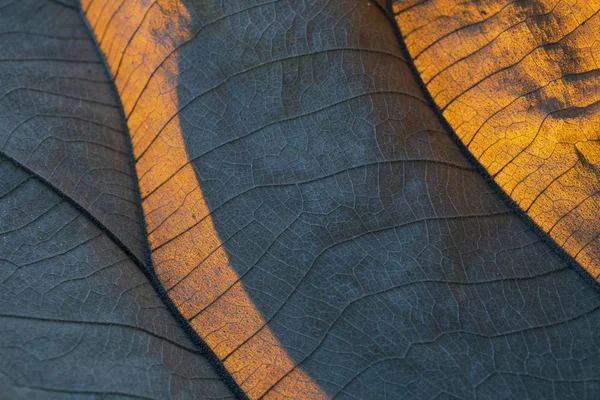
[394,0,600,278]
[82,1,325,398]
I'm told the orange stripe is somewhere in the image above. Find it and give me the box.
[82,1,327,397]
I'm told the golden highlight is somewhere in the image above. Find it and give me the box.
[395,0,600,278]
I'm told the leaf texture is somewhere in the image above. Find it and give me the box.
[0,0,145,261]
[80,0,600,399]
[393,0,600,279]
[0,1,234,398]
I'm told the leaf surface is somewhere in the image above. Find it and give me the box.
[1,0,599,399]
[80,0,600,399]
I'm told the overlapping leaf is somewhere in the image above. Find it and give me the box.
[394,0,600,279]
[0,1,234,398]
